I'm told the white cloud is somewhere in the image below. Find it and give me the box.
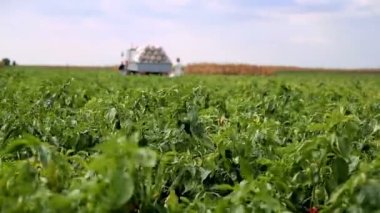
[346,0,380,15]
[294,0,331,5]
[0,0,379,68]
[202,0,240,13]
[150,0,191,7]
[137,0,191,13]
[290,35,330,45]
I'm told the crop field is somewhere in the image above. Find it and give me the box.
[1,66,380,212]
[185,63,380,75]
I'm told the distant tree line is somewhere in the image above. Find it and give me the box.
[0,58,17,67]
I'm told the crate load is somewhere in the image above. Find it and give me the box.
[131,45,171,64]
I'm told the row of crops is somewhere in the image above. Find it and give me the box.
[1,67,380,212]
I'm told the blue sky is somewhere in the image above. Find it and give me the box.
[1,0,379,68]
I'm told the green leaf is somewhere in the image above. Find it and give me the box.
[332,157,349,185]
[111,172,134,208]
[106,107,117,122]
[136,148,157,168]
[165,189,179,210]
[239,158,253,181]
[211,184,234,191]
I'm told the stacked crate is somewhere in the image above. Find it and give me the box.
[138,46,171,64]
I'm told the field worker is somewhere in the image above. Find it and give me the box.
[170,58,183,77]
[118,62,125,71]
[119,62,127,75]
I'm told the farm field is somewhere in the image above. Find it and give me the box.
[1,66,380,212]
[185,63,380,75]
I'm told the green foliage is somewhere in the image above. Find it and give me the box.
[1,68,380,212]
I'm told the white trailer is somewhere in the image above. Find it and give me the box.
[121,45,173,75]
